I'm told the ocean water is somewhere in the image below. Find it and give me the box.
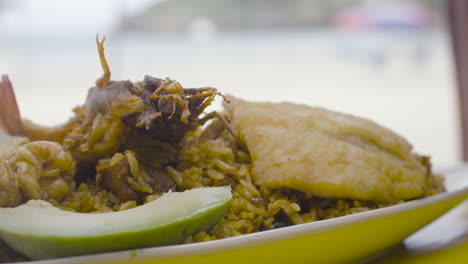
[0,29,460,164]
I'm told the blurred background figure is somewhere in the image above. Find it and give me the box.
[0,0,459,165]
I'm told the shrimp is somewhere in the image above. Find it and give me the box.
[0,138,75,207]
[0,160,21,207]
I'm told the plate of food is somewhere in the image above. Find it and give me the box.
[0,36,467,264]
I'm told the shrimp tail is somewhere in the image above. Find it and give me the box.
[0,74,25,136]
[0,75,73,142]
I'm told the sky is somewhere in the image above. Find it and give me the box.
[0,0,160,37]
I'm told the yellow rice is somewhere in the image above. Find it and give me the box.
[0,124,445,262]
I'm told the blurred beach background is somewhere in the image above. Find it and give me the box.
[0,0,460,165]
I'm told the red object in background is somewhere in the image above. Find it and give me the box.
[334,1,434,31]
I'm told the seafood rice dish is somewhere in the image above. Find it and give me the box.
[0,36,444,262]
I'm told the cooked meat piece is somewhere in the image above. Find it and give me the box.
[97,151,176,203]
[146,169,177,193]
[98,157,140,203]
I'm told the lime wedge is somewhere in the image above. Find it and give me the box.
[0,186,231,260]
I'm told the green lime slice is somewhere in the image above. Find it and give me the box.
[0,186,231,260]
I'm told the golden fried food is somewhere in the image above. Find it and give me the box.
[224,97,432,203]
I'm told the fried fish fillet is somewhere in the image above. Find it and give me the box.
[225,97,430,203]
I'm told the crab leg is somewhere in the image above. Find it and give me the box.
[95,34,111,87]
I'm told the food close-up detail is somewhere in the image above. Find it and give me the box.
[0,36,445,262]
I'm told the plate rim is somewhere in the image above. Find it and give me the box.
[19,183,468,264]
